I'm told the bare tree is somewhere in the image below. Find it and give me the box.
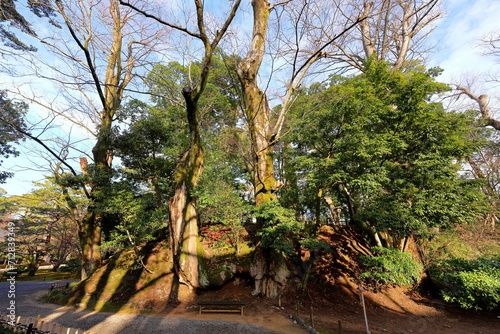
[454,31,500,130]
[4,0,165,279]
[468,147,500,230]
[455,86,500,130]
[453,31,500,230]
[481,31,500,59]
[333,0,442,70]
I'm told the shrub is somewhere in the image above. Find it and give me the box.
[430,256,500,311]
[359,247,422,290]
[42,288,69,304]
[254,202,329,257]
[58,257,81,273]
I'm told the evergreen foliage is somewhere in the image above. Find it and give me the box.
[430,256,500,310]
[287,59,484,237]
[0,0,58,51]
[254,202,329,256]
[359,246,422,290]
[0,180,82,274]
[0,91,28,183]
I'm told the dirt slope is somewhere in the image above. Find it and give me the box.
[58,231,499,334]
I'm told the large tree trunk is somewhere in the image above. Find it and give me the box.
[237,0,289,297]
[246,92,278,207]
[79,116,113,280]
[251,246,289,298]
[127,0,240,296]
[79,211,103,279]
[245,93,289,297]
[169,185,202,289]
[168,89,204,291]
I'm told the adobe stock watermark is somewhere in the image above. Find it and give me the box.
[5,220,17,326]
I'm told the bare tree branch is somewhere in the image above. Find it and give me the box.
[56,1,107,110]
[119,0,200,38]
[456,85,500,130]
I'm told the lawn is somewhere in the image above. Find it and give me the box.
[1,269,79,282]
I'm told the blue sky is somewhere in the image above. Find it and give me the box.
[429,0,500,78]
[2,0,499,197]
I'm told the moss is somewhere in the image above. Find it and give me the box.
[210,265,234,287]
[67,241,175,311]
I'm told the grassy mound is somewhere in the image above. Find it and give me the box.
[66,241,177,312]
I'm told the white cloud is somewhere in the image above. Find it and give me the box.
[431,0,500,81]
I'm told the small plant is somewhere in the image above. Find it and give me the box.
[294,300,303,316]
[359,246,422,290]
[254,202,327,256]
[0,327,16,334]
[58,257,81,273]
[42,288,68,304]
[430,256,500,311]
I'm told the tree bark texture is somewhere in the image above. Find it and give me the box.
[79,211,103,279]
[237,0,290,297]
[250,246,289,298]
[168,89,204,290]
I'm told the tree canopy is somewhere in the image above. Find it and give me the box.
[0,91,28,183]
[0,0,496,307]
[287,59,485,243]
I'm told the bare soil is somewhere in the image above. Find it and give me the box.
[61,228,499,334]
[122,274,498,334]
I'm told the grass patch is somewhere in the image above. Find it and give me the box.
[1,269,79,282]
[0,327,16,334]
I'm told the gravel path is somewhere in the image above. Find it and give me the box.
[0,280,279,333]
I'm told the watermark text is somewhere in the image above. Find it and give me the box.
[5,220,17,326]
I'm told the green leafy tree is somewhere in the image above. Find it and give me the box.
[0,91,28,183]
[252,201,330,292]
[288,59,484,248]
[0,179,83,275]
[113,99,185,213]
[110,49,243,287]
[467,132,500,230]
[196,140,248,255]
[100,181,163,272]
[106,97,187,269]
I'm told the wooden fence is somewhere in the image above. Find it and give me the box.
[0,313,92,334]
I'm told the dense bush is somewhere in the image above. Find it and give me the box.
[430,256,500,311]
[359,247,422,290]
[254,202,330,257]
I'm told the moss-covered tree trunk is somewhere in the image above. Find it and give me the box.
[79,211,103,279]
[156,0,241,294]
[237,0,289,298]
[80,113,114,279]
[168,90,204,289]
